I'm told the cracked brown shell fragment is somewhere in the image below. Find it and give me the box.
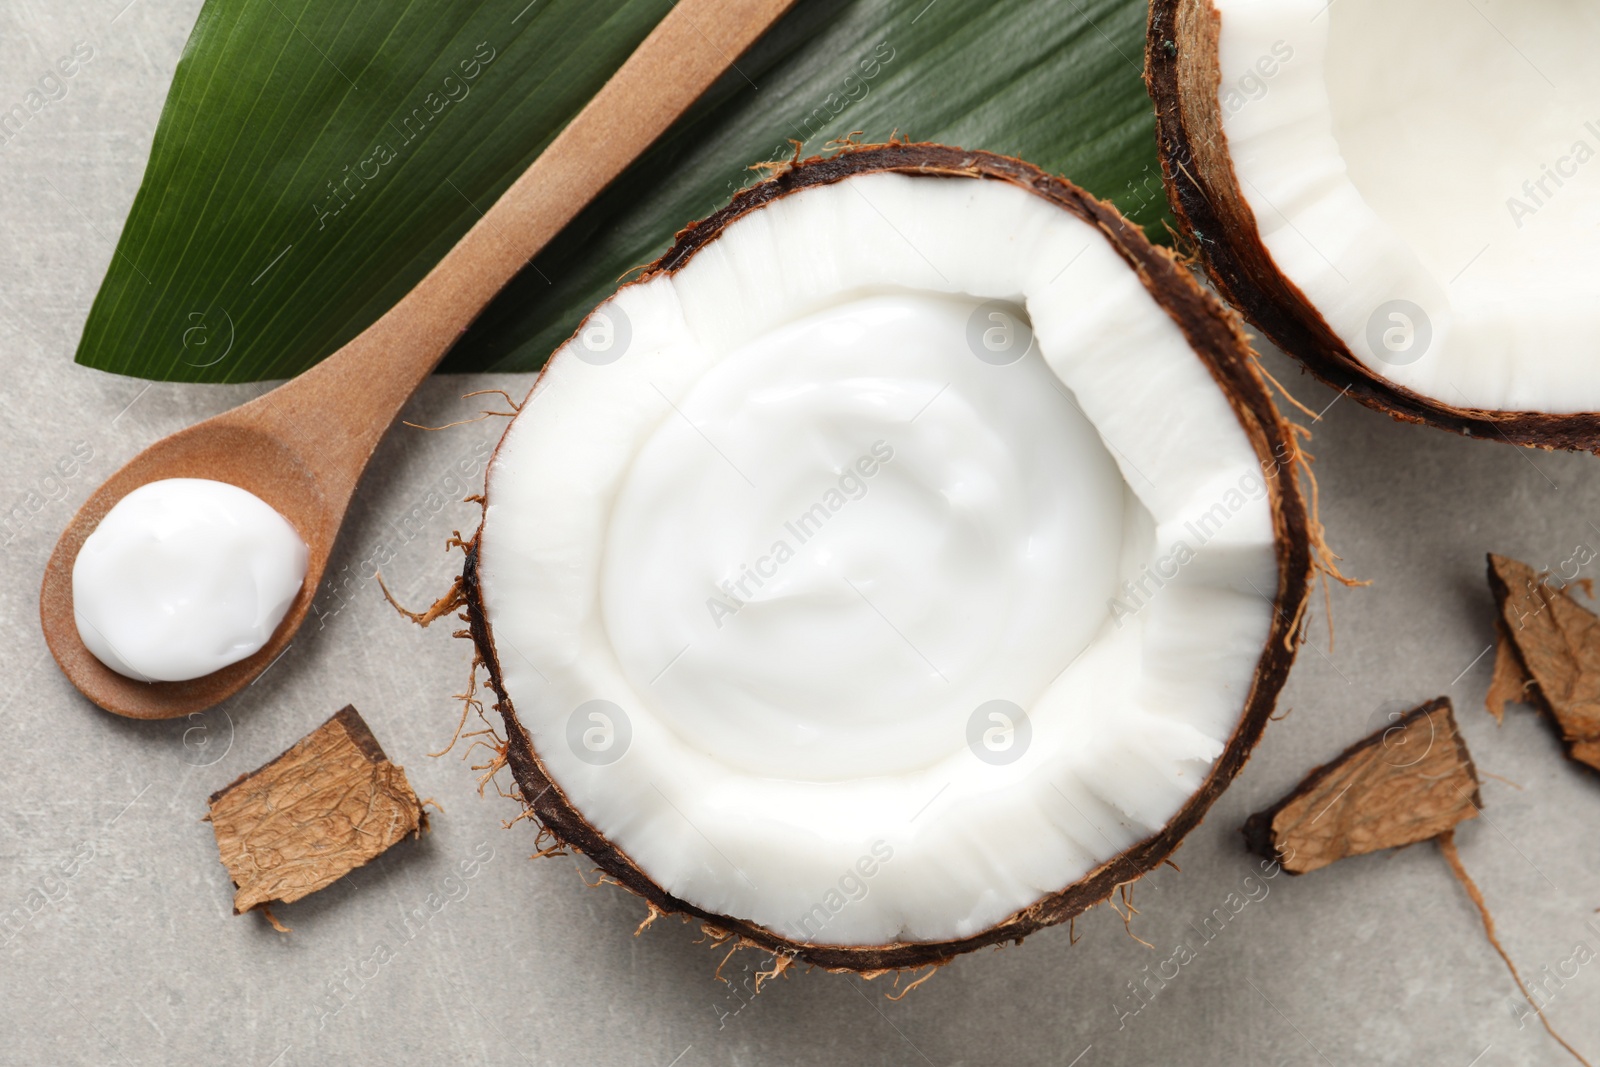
[1243,697,1480,875]
[1486,554,1600,772]
[205,705,426,915]
[461,143,1315,972]
[1144,0,1600,451]
[1241,680,1591,1063]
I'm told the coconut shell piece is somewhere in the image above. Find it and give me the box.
[1486,554,1600,771]
[205,705,426,916]
[1243,697,1480,874]
[1242,680,1592,1063]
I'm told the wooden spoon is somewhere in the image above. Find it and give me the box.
[41,0,796,719]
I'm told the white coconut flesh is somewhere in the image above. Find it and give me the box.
[1212,0,1600,412]
[477,172,1278,946]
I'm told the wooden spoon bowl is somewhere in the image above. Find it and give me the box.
[41,0,796,719]
[41,422,336,719]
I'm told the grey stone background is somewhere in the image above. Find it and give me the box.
[3,2,1598,1065]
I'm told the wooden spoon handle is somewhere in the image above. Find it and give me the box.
[246,0,796,501]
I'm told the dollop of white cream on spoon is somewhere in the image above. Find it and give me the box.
[72,478,308,682]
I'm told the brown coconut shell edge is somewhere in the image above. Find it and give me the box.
[461,142,1315,972]
[1145,0,1600,452]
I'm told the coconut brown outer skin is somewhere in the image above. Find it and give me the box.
[1240,696,1481,874]
[1145,0,1600,452]
[463,142,1314,971]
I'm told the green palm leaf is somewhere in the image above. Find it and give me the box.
[75,0,1165,382]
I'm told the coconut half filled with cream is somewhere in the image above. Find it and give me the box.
[1147,0,1600,448]
[466,144,1313,971]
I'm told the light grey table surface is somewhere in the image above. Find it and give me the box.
[3,3,1599,1066]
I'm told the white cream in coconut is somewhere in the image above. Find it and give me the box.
[1213,0,1600,411]
[602,292,1126,781]
[477,173,1277,945]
